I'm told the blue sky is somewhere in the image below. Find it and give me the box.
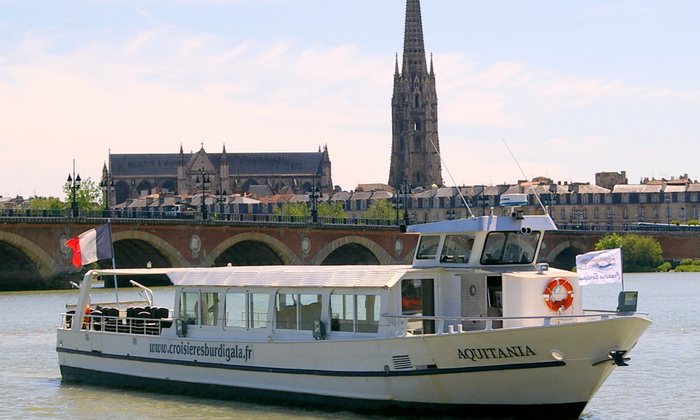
[1,0,699,198]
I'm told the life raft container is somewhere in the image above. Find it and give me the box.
[543,278,574,311]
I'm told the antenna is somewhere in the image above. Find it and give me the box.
[502,139,547,214]
[428,135,474,218]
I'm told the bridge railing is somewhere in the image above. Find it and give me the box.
[0,208,409,230]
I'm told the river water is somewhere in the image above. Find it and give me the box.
[0,272,697,420]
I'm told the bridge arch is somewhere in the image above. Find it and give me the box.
[310,236,395,265]
[203,232,300,267]
[111,230,189,268]
[0,231,59,281]
[545,240,588,270]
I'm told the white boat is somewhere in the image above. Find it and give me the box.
[57,206,651,419]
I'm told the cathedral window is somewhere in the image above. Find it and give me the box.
[414,94,420,108]
[413,121,421,131]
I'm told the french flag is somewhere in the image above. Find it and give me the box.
[65,224,114,267]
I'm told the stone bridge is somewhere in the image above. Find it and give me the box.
[0,219,417,290]
[2,218,699,290]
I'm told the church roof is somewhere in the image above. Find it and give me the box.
[110,152,325,177]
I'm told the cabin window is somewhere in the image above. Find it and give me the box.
[201,292,220,326]
[329,293,381,333]
[180,291,199,325]
[401,279,435,334]
[226,291,270,329]
[416,235,440,260]
[440,234,475,263]
[480,231,540,265]
[225,291,246,327]
[179,290,220,326]
[275,293,322,331]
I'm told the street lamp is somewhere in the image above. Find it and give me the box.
[196,167,210,220]
[309,178,319,223]
[67,164,82,218]
[665,195,672,225]
[100,174,114,213]
[216,190,227,218]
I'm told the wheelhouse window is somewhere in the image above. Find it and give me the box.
[480,231,540,265]
[225,291,269,329]
[329,292,381,333]
[275,293,322,331]
[440,234,474,263]
[416,235,440,260]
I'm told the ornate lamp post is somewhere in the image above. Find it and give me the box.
[196,167,210,220]
[100,174,114,213]
[665,195,672,225]
[309,178,319,223]
[216,189,227,218]
[67,163,82,218]
[401,182,410,226]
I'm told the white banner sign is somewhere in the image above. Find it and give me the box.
[575,248,623,285]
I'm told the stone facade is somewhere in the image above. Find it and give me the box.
[595,171,628,190]
[388,0,443,189]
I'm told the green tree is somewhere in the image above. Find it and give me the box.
[595,233,664,272]
[274,202,310,217]
[363,199,402,220]
[63,177,103,210]
[317,201,346,218]
[28,196,64,210]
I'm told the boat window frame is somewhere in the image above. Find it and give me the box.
[178,288,222,328]
[224,288,271,331]
[274,290,323,332]
[415,235,441,260]
[328,289,382,334]
[439,234,475,264]
[479,231,541,265]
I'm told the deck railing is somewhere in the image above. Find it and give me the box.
[382,311,642,336]
[62,310,173,335]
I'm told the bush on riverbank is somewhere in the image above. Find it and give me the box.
[674,259,700,272]
[595,233,664,273]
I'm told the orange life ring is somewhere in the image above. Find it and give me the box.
[82,305,91,329]
[543,278,574,311]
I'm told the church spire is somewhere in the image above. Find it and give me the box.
[389,0,443,189]
[401,0,428,78]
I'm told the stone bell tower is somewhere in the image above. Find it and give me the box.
[388,0,443,189]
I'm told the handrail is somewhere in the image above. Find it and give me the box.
[382,311,646,335]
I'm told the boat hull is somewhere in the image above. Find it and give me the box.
[57,315,650,419]
[60,364,587,419]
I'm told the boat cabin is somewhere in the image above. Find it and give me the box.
[66,207,580,341]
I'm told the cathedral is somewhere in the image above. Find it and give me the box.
[104,145,332,205]
[389,0,443,190]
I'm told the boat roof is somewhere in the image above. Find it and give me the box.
[406,214,557,234]
[87,266,413,289]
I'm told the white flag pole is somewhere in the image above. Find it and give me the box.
[108,219,119,306]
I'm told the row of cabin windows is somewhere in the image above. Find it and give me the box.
[415,232,539,265]
[180,290,381,333]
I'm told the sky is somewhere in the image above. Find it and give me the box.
[1,0,699,199]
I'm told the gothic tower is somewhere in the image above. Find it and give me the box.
[388,0,443,189]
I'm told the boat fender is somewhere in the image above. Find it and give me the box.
[543,278,574,311]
